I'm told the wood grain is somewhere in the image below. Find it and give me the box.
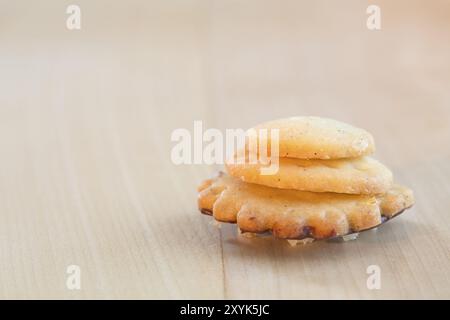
[0,0,449,299]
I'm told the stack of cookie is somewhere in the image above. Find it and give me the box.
[198,117,414,242]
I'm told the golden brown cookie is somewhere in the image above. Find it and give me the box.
[198,172,414,240]
[225,155,393,195]
[249,116,375,159]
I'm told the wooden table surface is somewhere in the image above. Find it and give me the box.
[1,0,449,299]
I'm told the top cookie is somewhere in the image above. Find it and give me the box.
[250,116,375,159]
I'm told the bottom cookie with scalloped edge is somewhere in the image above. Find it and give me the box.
[198,172,414,241]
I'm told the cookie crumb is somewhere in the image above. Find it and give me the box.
[342,233,359,241]
[238,229,257,238]
[287,238,314,246]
